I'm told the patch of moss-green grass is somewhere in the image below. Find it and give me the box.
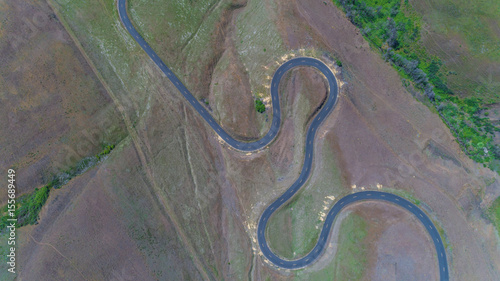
[488,196,500,235]
[266,193,317,259]
[331,213,367,280]
[295,212,368,280]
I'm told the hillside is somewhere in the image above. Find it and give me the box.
[2,0,500,280]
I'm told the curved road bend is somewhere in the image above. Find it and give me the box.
[117,1,448,280]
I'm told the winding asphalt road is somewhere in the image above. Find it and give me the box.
[117,1,449,279]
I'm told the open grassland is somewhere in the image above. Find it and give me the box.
[48,0,166,126]
[234,0,285,96]
[48,0,290,278]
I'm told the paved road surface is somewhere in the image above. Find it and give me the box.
[117,1,448,279]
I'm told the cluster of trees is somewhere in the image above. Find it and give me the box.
[339,0,382,27]
[97,144,116,160]
[385,18,399,49]
[336,0,435,100]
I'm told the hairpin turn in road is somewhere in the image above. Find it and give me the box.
[117,1,448,279]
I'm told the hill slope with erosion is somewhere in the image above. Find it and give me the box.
[7,0,500,280]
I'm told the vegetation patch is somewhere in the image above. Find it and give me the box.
[332,0,500,173]
[488,196,500,235]
[255,98,266,113]
[0,144,116,232]
[293,212,367,280]
[334,213,368,280]
[333,212,368,280]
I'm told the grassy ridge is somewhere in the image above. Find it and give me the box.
[333,0,500,172]
[0,144,116,232]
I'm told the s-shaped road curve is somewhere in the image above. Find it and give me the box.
[117,1,448,279]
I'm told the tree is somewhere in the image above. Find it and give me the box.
[255,99,265,113]
[386,18,399,49]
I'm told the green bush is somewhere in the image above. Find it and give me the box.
[255,99,265,113]
[17,186,50,227]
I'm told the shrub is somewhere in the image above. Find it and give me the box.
[0,143,118,232]
[17,186,50,226]
[255,99,265,113]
